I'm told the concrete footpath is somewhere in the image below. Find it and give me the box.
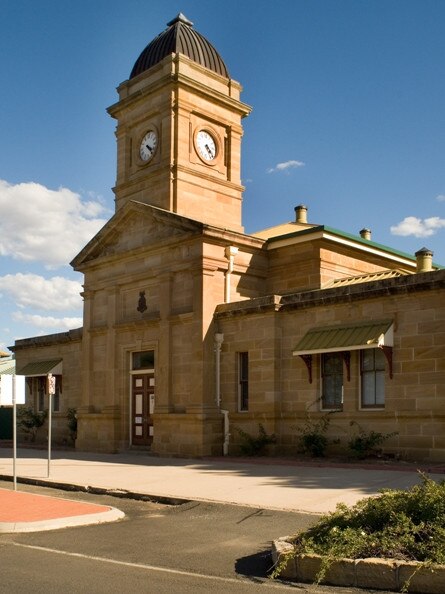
[1,448,444,533]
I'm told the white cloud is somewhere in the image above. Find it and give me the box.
[390,216,445,238]
[0,273,83,311]
[13,311,82,331]
[267,160,305,174]
[0,180,110,268]
[436,194,445,202]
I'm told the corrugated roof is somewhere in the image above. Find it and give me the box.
[323,269,409,289]
[293,320,393,355]
[17,359,62,377]
[0,360,15,375]
[130,13,229,79]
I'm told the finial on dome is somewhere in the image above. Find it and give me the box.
[167,13,194,27]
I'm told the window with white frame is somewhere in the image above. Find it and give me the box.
[321,352,343,410]
[361,349,385,408]
[238,352,249,411]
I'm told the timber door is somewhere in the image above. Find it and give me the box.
[132,374,155,445]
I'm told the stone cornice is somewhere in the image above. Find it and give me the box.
[11,328,83,351]
[215,295,282,317]
[280,268,445,311]
[174,164,245,193]
[108,55,251,120]
[215,269,445,318]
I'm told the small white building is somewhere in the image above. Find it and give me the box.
[0,358,25,405]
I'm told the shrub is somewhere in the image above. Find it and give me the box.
[66,408,77,443]
[348,421,397,459]
[272,474,445,586]
[299,431,328,458]
[17,406,47,442]
[235,423,276,456]
[294,409,337,457]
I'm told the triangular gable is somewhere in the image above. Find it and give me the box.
[71,201,204,270]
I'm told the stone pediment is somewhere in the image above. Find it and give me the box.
[71,201,204,269]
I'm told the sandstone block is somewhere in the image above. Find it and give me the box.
[398,562,445,594]
[355,558,398,590]
[271,538,296,580]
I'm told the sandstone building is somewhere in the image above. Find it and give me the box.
[13,15,445,461]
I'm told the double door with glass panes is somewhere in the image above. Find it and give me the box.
[132,374,155,445]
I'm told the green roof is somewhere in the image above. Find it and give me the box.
[266,224,443,268]
[17,359,62,377]
[293,320,393,355]
[0,360,15,375]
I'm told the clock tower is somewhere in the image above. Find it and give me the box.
[107,14,251,232]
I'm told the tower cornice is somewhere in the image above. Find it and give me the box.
[108,54,251,120]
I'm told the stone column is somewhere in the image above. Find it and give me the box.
[105,286,119,406]
[156,272,173,413]
[79,289,93,410]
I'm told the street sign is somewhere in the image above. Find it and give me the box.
[47,373,56,395]
[47,373,55,477]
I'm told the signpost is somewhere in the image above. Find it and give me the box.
[12,374,17,491]
[47,373,56,477]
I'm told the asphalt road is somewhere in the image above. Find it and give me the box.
[0,481,396,594]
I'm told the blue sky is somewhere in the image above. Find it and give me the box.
[1,0,444,353]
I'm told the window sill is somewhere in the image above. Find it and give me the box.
[359,406,385,411]
[320,407,343,413]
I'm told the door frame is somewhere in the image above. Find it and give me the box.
[130,372,155,446]
[126,342,158,447]
[129,366,155,447]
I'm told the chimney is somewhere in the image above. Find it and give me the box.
[295,204,308,224]
[415,247,433,272]
[359,228,372,240]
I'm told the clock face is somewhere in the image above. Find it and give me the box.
[139,130,158,162]
[196,130,217,162]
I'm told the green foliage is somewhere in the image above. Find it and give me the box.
[66,408,77,442]
[348,421,397,459]
[235,423,276,456]
[294,409,336,457]
[17,406,47,441]
[272,474,445,585]
[300,432,328,458]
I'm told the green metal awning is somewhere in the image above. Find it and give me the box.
[293,320,393,356]
[0,360,15,375]
[16,359,62,377]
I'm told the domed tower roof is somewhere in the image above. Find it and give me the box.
[130,13,229,79]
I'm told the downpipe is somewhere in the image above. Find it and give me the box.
[214,332,230,456]
[221,409,230,457]
[224,246,238,304]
